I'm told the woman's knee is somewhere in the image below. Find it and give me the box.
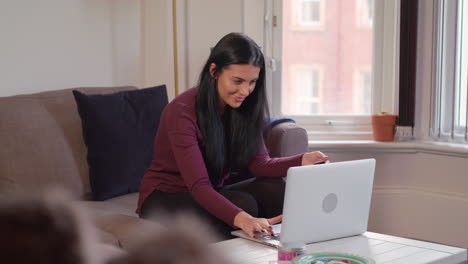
[140,191,204,220]
[245,178,285,218]
[254,177,286,194]
[220,191,258,217]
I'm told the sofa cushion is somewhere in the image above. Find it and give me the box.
[0,86,137,197]
[98,229,120,247]
[94,214,164,249]
[78,192,139,218]
[265,122,308,157]
[76,193,148,248]
[73,86,168,201]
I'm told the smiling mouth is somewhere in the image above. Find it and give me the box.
[234,97,245,103]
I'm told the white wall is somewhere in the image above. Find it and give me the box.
[0,0,172,97]
[185,0,243,89]
[140,0,176,99]
[315,145,468,249]
[0,0,264,100]
[175,0,265,94]
[111,0,142,87]
[0,0,117,96]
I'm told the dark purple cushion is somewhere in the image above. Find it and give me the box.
[73,85,168,200]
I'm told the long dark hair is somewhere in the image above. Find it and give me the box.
[196,32,269,186]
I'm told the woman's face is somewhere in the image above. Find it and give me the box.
[210,63,260,111]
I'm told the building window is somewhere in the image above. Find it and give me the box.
[287,66,322,115]
[292,0,325,30]
[353,68,372,114]
[357,0,374,28]
[299,0,321,26]
[431,0,468,143]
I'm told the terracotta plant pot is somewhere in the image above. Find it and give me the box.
[371,114,397,141]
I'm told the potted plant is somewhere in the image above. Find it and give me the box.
[371,112,397,141]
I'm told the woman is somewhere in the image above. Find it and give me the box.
[137,32,328,239]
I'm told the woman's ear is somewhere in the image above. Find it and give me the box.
[209,63,217,78]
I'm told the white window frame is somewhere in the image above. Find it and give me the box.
[265,0,400,140]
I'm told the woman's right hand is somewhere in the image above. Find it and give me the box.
[301,151,329,166]
[233,211,282,238]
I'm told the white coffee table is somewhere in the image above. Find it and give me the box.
[212,232,467,264]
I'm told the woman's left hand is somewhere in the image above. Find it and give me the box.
[301,151,329,166]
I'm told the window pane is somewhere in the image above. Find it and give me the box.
[294,67,321,114]
[458,0,468,134]
[299,0,320,25]
[438,0,456,138]
[354,69,372,113]
[310,2,320,21]
[367,0,374,21]
[282,0,373,115]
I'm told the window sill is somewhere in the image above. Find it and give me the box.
[308,140,468,157]
[307,131,372,141]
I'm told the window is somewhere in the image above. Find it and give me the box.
[287,65,322,115]
[266,0,399,140]
[285,0,373,116]
[431,0,468,143]
[291,0,325,30]
[298,0,321,26]
[353,68,372,114]
[357,0,374,28]
[461,2,468,135]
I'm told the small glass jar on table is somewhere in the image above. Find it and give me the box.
[277,241,307,262]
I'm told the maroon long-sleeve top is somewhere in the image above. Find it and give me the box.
[137,88,304,226]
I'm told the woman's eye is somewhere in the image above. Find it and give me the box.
[234,80,242,84]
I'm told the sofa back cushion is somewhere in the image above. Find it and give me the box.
[0,86,136,198]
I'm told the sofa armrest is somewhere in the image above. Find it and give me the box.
[265,122,308,157]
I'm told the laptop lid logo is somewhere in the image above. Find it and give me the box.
[322,193,338,213]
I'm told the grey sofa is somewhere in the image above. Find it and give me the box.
[0,86,308,249]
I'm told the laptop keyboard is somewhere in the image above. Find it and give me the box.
[254,231,280,241]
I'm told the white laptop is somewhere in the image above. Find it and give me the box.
[231,159,376,247]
